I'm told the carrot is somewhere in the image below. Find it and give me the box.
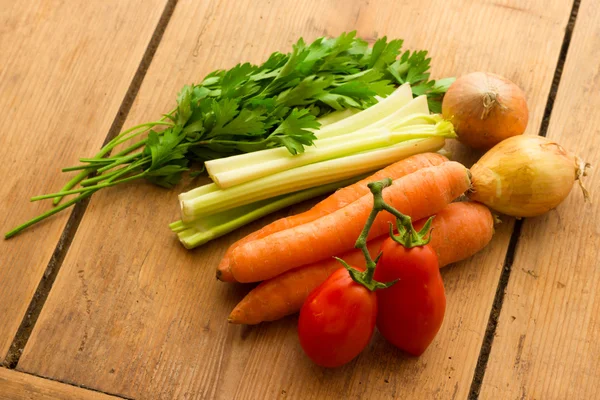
[228,238,383,324]
[416,201,494,267]
[216,152,448,281]
[229,201,494,324]
[229,161,471,283]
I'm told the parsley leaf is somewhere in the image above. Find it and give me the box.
[368,37,404,69]
[276,76,332,107]
[145,128,186,170]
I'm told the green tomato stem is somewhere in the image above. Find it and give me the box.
[339,177,432,291]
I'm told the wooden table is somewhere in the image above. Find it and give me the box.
[1,0,598,398]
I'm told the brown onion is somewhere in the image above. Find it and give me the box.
[469,135,590,218]
[442,72,529,150]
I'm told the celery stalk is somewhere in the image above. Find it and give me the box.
[171,175,366,249]
[211,120,451,188]
[317,108,360,127]
[177,182,219,203]
[180,136,447,221]
[204,84,414,177]
[365,95,429,130]
[314,83,413,138]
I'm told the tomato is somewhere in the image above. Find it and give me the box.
[298,267,378,368]
[373,238,446,356]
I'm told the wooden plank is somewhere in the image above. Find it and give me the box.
[0,367,120,400]
[0,0,169,360]
[481,0,600,398]
[17,0,572,398]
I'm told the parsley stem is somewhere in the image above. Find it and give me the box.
[111,139,147,158]
[4,190,97,239]
[80,166,130,186]
[31,172,147,201]
[106,162,147,183]
[51,122,165,206]
[95,151,144,174]
[62,142,146,172]
[108,123,169,150]
[52,169,94,205]
[62,165,95,172]
[62,155,121,172]
[83,157,150,186]
[7,155,150,237]
[103,120,174,151]
[66,140,148,176]
[80,156,122,162]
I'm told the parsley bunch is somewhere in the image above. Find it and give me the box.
[6,31,451,238]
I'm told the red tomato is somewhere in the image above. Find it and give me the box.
[373,239,446,356]
[298,267,378,368]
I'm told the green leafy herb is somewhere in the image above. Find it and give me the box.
[5,31,451,239]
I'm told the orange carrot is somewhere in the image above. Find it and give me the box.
[228,238,383,325]
[216,152,448,281]
[415,201,494,267]
[229,161,471,283]
[229,201,494,324]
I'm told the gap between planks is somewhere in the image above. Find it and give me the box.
[0,367,133,400]
[468,0,582,398]
[2,0,180,370]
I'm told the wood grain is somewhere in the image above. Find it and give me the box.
[17,0,572,398]
[0,0,168,360]
[0,367,119,400]
[481,0,600,398]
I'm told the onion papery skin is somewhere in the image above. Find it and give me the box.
[469,135,578,218]
[442,72,529,150]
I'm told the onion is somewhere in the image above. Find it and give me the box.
[442,72,529,150]
[469,135,590,217]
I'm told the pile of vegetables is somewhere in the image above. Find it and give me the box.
[5,31,592,369]
[221,156,495,365]
[215,70,590,367]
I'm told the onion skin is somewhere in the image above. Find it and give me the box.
[442,72,529,150]
[469,135,587,218]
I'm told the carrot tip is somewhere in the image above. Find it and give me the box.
[228,309,246,324]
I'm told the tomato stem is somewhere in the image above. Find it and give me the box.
[339,177,434,291]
